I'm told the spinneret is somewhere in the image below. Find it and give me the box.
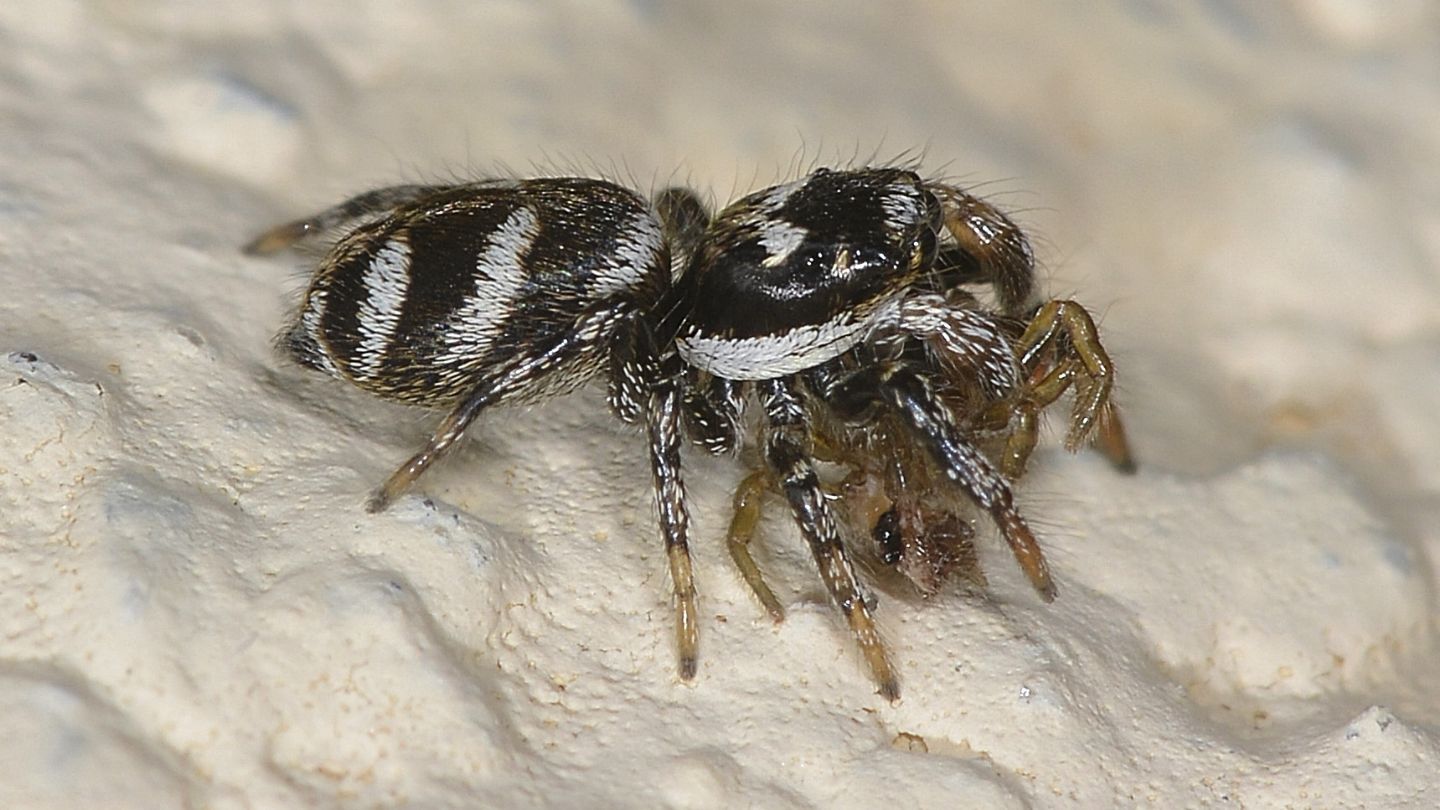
[249,165,1133,701]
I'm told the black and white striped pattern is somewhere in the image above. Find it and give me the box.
[254,162,1122,699]
[282,178,669,407]
[676,167,940,380]
[898,294,1019,398]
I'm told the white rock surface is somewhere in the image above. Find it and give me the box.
[2,3,1438,808]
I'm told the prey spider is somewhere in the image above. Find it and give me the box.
[246,166,1132,700]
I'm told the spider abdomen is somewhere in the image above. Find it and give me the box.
[282,178,669,407]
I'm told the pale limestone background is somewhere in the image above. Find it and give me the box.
[2,2,1439,808]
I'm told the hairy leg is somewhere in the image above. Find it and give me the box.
[930,185,1036,316]
[760,378,899,700]
[244,184,451,255]
[724,469,785,621]
[648,378,700,680]
[608,316,701,679]
[367,309,614,512]
[879,366,1056,601]
[1005,298,1134,475]
[682,370,745,455]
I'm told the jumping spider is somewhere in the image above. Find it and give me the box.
[246,166,1132,700]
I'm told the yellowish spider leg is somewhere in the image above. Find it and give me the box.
[726,470,786,622]
[1014,299,1135,469]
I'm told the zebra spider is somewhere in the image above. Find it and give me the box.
[246,167,1132,700]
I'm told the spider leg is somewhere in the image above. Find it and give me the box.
[607,314,651,424]
[681,367,783,616]
[682,369,745,454]
[722,410,905,623]
[878,366,1057,602]
[243,183,452,255]
[367,308,614,512]
[647,377,700,680]
[612,317,701,680]
[931,185,1036,316]
[366,384,499,513]
[1014,299,1134,471]
[933,297,1131,478]
[898,293,1019,399]
[760,378,899,700]
[1092,408,1135,473]
[725,468,785,621]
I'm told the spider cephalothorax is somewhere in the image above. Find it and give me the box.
[247,165,1131,700]
[663,167,1129,697]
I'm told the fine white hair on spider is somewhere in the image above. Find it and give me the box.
[245,164,1135,701]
